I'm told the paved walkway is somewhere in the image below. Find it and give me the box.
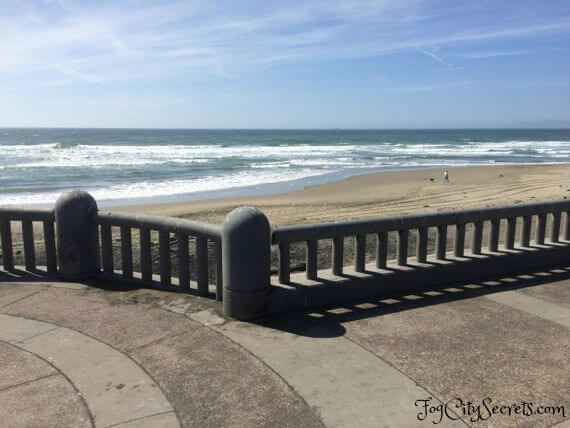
[1,267,569,427]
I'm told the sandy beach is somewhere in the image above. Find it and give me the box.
[111,164,570,225]
[6,164,570,278]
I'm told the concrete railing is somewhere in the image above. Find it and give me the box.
[0,208,57,274]
[273,201,570,282]
[0,191,224,301]
[97,210,222,299]
[1,190,570,320]
[268,200,570,316]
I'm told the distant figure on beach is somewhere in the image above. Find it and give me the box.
[443,169,449,183]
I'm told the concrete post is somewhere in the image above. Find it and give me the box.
[222,207,271,320]
[55,190,100,280]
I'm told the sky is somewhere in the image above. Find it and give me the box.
[0,0,569,129]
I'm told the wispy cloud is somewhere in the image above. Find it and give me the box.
[386,80,471,93]
[387,83,444,93]
[414,46,455,68]
[453,49,534,59]
[50,64,103,84]
[0,1,569,85]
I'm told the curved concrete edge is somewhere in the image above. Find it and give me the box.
[0,340,93,427]
[189,311,464,428]
[0,314,179,428]
[0,341,58,391]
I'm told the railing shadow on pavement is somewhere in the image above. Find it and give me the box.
[253,265,570,339]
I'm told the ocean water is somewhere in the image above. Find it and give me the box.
[1,128,569,207]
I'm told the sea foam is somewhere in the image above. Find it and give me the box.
[1,129,568,206]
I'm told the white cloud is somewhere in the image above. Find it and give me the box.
[414,46,455,68]
[386,80,471,93]
[0,1,568,85]
[453,49,534,59]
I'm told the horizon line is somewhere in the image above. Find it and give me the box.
[1,126,569,131]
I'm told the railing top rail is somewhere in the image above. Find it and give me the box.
[272,200,570,244]
[96,210,222,239]
[0,208,55,222]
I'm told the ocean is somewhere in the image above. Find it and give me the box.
[1,128,569,207]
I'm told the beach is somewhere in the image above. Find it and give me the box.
[5,163,570,279]
[111,164,570,225]
[111,163,570,276]
[3,128,570,207]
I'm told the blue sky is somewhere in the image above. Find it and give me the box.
[0,0,569,128]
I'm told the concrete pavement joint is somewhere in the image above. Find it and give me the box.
[0,311,183,425]
[340,333,471,427]
[0,314,180,428]
[125,331,188,353]
[2,275,568,427]
[214,318,466,427]
[0,337,96,428]
[0,370,59,394]
[0,287,47,310]
[123,333,187,354]
[485,291,570,329]
[13,326,61,345]
[59,319,185,428]
[0,313,62,343]
[190,316,327,428]
[104,410,178,428]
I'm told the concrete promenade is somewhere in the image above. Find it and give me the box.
[1,267,569,427]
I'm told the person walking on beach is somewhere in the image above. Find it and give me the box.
[443,169,449,183]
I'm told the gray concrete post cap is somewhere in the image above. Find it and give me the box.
[222,206,270,320]
[55,190,98,214]
[223,206,270,233]
[55,190,100,280]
